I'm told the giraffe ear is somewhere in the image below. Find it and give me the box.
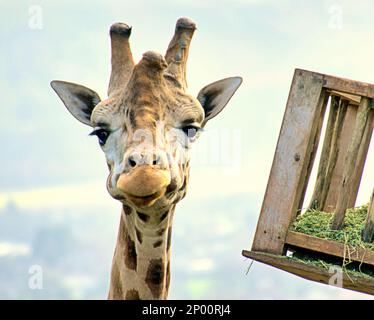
[50,80,101,126]
[197,77,242,126]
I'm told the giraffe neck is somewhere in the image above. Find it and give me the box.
[108,204,175,300]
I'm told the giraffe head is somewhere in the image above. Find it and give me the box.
[51,18,242,214]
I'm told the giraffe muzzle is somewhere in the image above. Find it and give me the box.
[116,165,171,207]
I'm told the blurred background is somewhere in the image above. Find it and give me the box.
[0,0,373,299]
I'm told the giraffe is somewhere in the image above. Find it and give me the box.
[50,17,242,300]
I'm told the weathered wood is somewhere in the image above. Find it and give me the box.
[251,69,324,255]
[319,99,349,209]
[297,90,330,214]
[242,250,374,296]
[350,108,374,207]
[323,106,357,212]
[309,95,340,210]
[329,90,361,106]
[363,189,374,243]
[295,69,374,103]
[285,231,374,266]
[322,105,372,212]
[247,69,374,297]
[332,97,372,229]
[319,70,374,100]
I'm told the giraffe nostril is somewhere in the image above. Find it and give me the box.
[153,155,162,166]
[127,152,164,168]
[128,156,137,168]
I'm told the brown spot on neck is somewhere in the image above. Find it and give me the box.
[124,231,137,270]
[137,211,149,222]
[145,258,165,298]
[159,211,168,223]
[153,239,163,248]
[123,204,132,215]
[125,289,140,300]
[157,228,166,236]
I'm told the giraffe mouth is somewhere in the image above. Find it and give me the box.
[124,187,167,207]
[116,165,171,207]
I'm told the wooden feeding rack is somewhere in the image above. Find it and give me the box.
[242,69,374,295]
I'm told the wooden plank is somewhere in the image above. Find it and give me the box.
[242,250,374,296]
[298,90,330,214]
[332,97,372,229]
[363,189,374,243]
[329,90,361,105]
[309,95,340,210]
[323,106,357,212]
[251,69,324,255]
[319,99,349,209]
[351,108,374,207]
[285,231,374,266]
[295,69,374,103]
[312,69,374,100]
[323,107,373,212]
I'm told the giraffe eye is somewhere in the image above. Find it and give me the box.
[90,128,110,146]
[181,125,200,139]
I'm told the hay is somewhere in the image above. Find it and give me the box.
[288,250,374,280]
[291,204,374,251]
[288,204,374,279]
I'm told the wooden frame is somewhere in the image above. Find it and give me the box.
[243,250,374,296]
[243,69,374,295]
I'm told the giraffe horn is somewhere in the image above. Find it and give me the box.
[130,51,167,82]
[165,17,196,89]
[126,51,167,93]
[139,51,168,71]
[108,22,134,97]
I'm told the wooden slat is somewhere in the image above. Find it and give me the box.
[323,106,357,212]
[329,90,361,105]
[251,69,324,254]
[285,231,374,266]
[298,90,330,214]
[351,108,374,206]
[242,250,374,296]
[332,97,372,229]
[309,95,340,210]
[363,189,374,243]
[309,69,374,100]
[319,99,349,209]
[295,69,374,101]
